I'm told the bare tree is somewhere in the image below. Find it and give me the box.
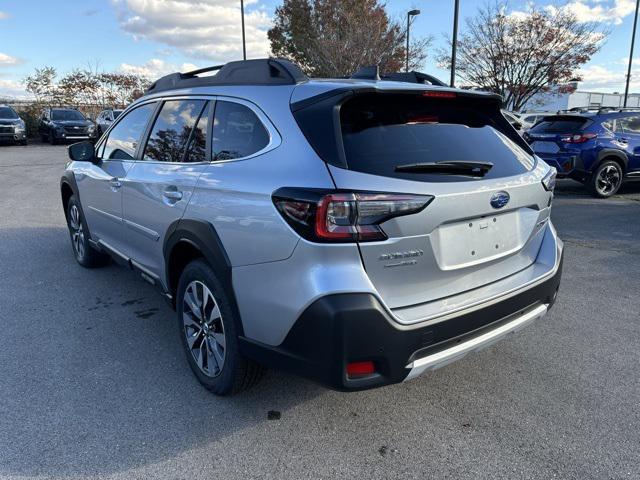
[438,2,607,110]
[268,0,432,77]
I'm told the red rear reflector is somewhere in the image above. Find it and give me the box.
[346,361,376,377]
[421,91,457,98]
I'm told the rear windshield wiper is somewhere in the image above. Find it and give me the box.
[394,161,494,177]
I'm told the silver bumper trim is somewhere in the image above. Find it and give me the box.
[404,303,548,381]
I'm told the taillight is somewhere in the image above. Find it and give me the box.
[560,133,597,143]
[273,188,433,243]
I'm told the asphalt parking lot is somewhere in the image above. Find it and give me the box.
[1,142,639,480]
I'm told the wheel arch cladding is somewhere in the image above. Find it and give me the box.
[597,149,628,173]
[163,219,245,336]
[60,171,80,221]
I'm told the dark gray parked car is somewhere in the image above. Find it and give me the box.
[0,105,27,145]
[95,108,123,137]
[39,107,96,145]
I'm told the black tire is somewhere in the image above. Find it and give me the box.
[40,133,47,143]
[176,259,265,395]
[66,195,110,268]
[588,160,623,198]
[49,132,58,145]
[19,139,28,146]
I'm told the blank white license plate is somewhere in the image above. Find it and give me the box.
[433,211,523,270]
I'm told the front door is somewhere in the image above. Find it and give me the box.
[122,98,212,279]
[78,102,157,257]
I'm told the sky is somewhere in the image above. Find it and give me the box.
[0,0,638,99]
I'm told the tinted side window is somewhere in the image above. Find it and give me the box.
[212,101,269,161]
[143,99,207,162]
[602,120,617,132]
[102,103,156,160]
[619,115,640,134]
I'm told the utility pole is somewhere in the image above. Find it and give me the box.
[624,0,640,107]
[241,0,247,60]
[406,10,420,72]
[450,0,460,87]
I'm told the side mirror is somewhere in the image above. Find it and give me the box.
[68,141,97,163]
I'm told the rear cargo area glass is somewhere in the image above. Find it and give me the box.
[529,117,589,134]
[338,94,534,182]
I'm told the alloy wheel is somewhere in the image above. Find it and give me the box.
[182,280,226,377]
[596,165,621,196]
[68,205,85,260]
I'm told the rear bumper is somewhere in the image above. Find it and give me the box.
[240,248,563,391]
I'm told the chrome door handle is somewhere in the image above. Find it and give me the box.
[162,189,183,201]
[109,178,122,190]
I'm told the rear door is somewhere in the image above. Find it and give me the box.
[300,91,552,310]
[121,98,211,278]
[617,115,640,173]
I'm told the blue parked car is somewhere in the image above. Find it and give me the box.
[524,110,640,197]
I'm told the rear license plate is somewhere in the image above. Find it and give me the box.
[432,211,524,270]
[531,141,559,154]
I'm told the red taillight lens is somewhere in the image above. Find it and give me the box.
[273,189,433,243]
[346,361,375,378]
[560,133,597,143]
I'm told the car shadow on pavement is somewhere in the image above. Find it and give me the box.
[0,226,326,477]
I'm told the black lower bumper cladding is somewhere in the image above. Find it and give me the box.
[240,254,563,391]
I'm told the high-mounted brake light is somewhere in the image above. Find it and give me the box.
[273,189,433,243]
[560,133,597,144]
[421,91,457,98]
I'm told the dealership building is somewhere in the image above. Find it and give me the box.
[522,83,640,112]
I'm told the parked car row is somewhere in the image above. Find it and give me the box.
[0,105,126,146]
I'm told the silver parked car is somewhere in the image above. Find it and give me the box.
[60,59,563,395]
[95,108,123,137]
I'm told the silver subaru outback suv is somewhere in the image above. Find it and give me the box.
[61,58,563,395]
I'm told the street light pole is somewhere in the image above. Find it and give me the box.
[241,0,247,60]
[624,0,640,107]
[450,0,460,87]
[406,10,421,73]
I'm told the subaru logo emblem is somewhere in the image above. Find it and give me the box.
[490,191,510,209]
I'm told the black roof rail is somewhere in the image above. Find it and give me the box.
[351,65,381,81]
[382,71,447,87]
[145,58,308,95]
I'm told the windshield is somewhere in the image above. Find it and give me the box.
[0,107,19,120]
[338,93,534,182]
[529,116,589,134]
[51,109,86,121]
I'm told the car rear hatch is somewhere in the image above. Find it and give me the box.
[292,88,553,316]
[525,115,593,173]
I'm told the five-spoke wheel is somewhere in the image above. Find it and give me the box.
[182,280,226,377]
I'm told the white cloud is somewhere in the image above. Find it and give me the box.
[0,79,28,99]
[577,63,640,91]
[119,58,200,79]
[112,0,272,62]
[0,52,22,67]
[0,11,9,20]
[546,0,636,25]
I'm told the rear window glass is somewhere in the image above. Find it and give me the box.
[529,117,589,134]
[339,94,534,182]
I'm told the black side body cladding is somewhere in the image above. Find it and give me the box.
[163,219,245,336]
[239,253,563,391]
